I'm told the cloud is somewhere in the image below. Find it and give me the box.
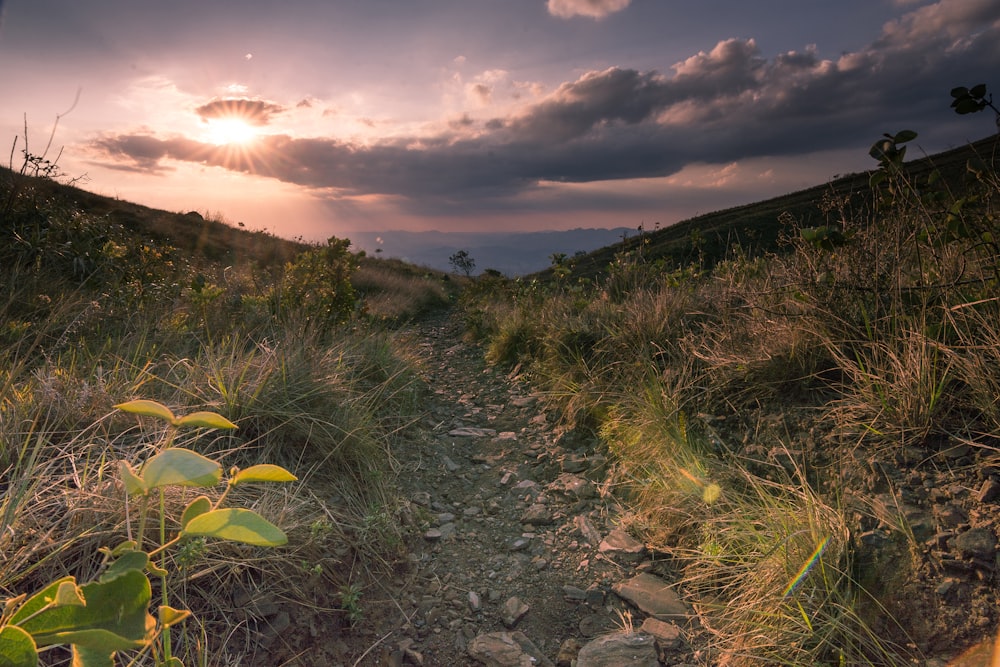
[547,0,631,20]
[88,0,1000,219]
[194,97,285,126]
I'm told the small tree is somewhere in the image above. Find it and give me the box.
[449,250,475,276]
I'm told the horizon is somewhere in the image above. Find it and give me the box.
[1,1,998,242]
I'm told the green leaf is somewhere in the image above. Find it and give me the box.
[157,605,191,629]
[950,86,969,98]
[99,550,149,584]
[72,644,113,667]
[970,83,987,98]
[54,582,85,607]
[182,508,288,547]
[19,569,154,650]
[118,462,147,496]
[140,449,221,489]
[893,129,918,143]
[181,496,213,529]
[174,411,237,430]
[114,400,176,425]
[231,465,298,485]
[50,628,143,653]
[0,625,38,667]
[9,577,75,625]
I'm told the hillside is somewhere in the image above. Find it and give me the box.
[544,132,1000,282]
[1,165,309,267]
[3,132,1000,665]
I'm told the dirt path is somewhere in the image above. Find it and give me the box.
[327,314,700,666]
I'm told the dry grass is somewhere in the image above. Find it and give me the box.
[0,224,424,664]
[353,257,454,323]
[458,140,1000,663]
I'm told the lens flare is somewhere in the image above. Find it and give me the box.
[782,535,830,598]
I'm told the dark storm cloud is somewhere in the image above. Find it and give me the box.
[89,0,1000,209]
[194,98,285,126]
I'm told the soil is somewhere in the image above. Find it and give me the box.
[259,312,999,667]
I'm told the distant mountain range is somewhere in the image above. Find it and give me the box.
[345,228,635,276]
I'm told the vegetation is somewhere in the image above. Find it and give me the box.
[459,124,1000,664]
[0,140,451,664]
[3,88,999,664]
[448,249,476,277]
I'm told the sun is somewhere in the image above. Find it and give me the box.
[203,116,260,146]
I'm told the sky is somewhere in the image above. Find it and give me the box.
[1,0,998,241]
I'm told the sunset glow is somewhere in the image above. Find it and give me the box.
[203,117,260,146]
[0,0,997,241]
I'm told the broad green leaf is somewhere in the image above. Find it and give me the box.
[181,496,213,529]
[72,644,112,667]
[114,400,176,424]
[231,465,298,485]
[0,625,38,667]
[118,462,147,496]
[970,83,987,98]
[157,605,191,629]
[54,582,85,607]
[47,628,143,653]
[950,86,969,98]
[99,551,149,584]
[174,411,236,430]
[140,449,221,489]
[182,508,287,547]
[9,577,74,625]
[20,569,154,650]
[893,129,917,143]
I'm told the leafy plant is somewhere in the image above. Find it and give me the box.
[950,83,999,123]
[274,236,357,332]
[0,399,296,667]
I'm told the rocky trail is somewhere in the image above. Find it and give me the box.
[256,312,1000,667]
[287,314,703,666]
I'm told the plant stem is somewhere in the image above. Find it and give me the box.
[158,488,172,661]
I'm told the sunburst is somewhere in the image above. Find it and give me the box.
[203,116,260,146]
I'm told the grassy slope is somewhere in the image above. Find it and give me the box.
[544,133,1000,282]
[0,165,309,267]
[462,131,1000,665]
[0,164,450,664]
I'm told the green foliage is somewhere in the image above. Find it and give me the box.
[273,236,358,331]
[0,400,295,666]
[338,583,364,625]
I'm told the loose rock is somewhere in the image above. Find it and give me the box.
[612,573,690,621]
[576,632,658,667]
[598,528,646,562]
[955,527,997,559]
[501,596,530,628]
[467,631,554,667]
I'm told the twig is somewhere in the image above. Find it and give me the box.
[351,629,393,667]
